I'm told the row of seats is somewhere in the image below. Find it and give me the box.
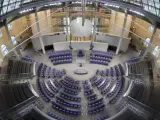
[64,87,79,95]
[47,80,58,93]
[52,101,81,115]
[94,114,109,120]
[112,107,145,120]
[91,50,114,58]
[60,79,81,90]
[109,77,125,104]
[128,82,145,102]
[88,98,104,108]
[36,78,50,102]
[7,59,33,78]
[91,78,104,87]
[37,63,65,78]
[82,80,105,115]
[56,96,81,109]
[64,76,80,84]
[87,94,97,101]
[97,78,110,90]
[90,59,109,65]
[59,92,81,102]
[41,80,54,98]
[101,78,114,95]
[0,83,35,112]
[89,50,114,65]
[84,89,94,96]
[106,77,122,98]
[96,64,124,77]
[128,61,148,77]
[17,108,49,120]
[22,56,36,63]
[88,104,105,114]
[48,50,72,65]
[47,111,69,120]
[48,50,71,56]
[17,100,44,118]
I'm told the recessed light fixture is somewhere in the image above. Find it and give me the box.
[44,2,62,7]
[19,8,34,14]
[129,9,145,16]
[103,3,120,8]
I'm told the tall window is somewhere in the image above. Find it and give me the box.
[1,44,8,56]
[11,36,17,45]
[153,46,159,57]
[149,25,154,33]
[0,30,2,37]
[7,23,12,30]
[144,38,150,47]
[63,17,70,34]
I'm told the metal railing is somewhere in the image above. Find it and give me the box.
[0,73,34,81]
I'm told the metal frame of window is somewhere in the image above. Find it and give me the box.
[0,0,160,22]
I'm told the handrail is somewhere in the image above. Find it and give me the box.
[124,96,160,119]
[0,96,37,117]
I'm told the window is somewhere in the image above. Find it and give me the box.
[149,25,154,33]
[144,38,150,47]
[153,46,159,57]
[64,27,70,34]
[11,36,17,45]
[0,30,2,37]
[7,23,12,30]
[63,17,70,25]
[1,44,8,56]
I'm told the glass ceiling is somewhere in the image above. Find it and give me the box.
[0,0,160,17]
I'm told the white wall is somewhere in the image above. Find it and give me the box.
[31,33,130,52]
[53,41,108,51]
[31,32,66,50]
[96,32,131,52]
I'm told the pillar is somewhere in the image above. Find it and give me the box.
[141,25,157,58]
[65,6,70,42]
[35,11,45,54]
[93,3,98,42]
[82,0,86,26]
[112,12,117,33]
[5,24,20,58]
[116,10,128,54]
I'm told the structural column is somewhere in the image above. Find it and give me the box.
[141,25,157,58]
[116,10,128,55]
[5,24,20,58]
[150,26,157,43]
[93,3,98,42]
[82,0,86,26]
[65,5,70,42]
[112,12,117,33]
[35,11,45,54]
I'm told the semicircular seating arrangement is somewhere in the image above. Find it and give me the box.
[0,54,154,120]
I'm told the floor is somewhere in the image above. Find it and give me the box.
[23,47,139,120]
